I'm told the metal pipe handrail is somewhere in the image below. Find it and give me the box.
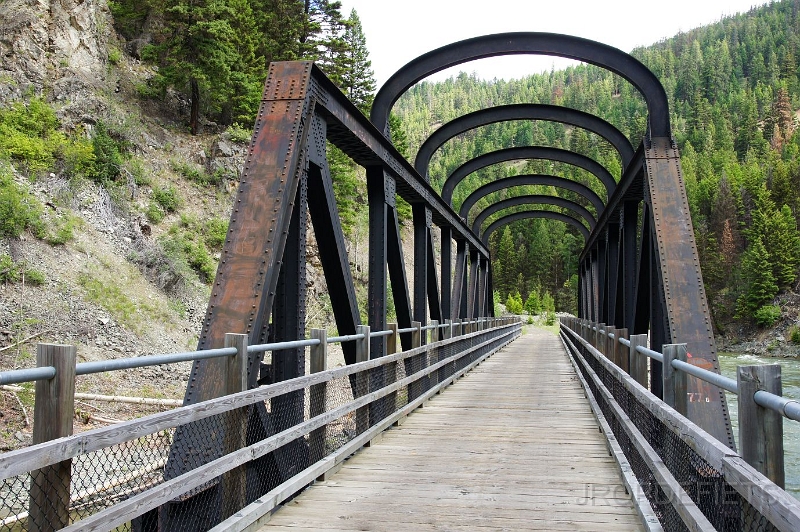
[564,320,800,424]
[248,339,321,353]
[0,319,509,385]
[0,366,57,385]
[635,344,664,363]
[326,333,366,344]
[670,359,737,393]
[76,347,238,376]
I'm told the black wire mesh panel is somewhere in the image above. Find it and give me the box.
[0,323,519,532]
[563,327,782,532]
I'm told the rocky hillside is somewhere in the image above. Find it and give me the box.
[0,0,268,448]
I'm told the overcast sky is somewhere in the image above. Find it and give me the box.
[338,0,768,88]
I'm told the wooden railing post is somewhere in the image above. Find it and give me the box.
[599,323,608,357]
[309,329,327,464]
[221,333,248,520]
[387,323,398,354]
[411,321,421,348]
[629,334,648,389]
[606,327,618,365]
[444,319,452,339]
[738,365,785,488]
[429,320,439,388]
[662,344,688,416]
[30,343,76,532]
[355,325,370,435]
[615,328,629,374]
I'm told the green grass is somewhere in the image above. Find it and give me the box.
[78,269,168,333]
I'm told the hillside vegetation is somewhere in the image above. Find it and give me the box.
[394,0,800,340]
[3,0,800,447]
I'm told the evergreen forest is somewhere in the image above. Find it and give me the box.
[109,0,800,332]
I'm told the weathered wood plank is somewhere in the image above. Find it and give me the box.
[262,329,644,531]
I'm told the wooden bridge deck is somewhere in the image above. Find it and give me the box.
[262,328,644,531]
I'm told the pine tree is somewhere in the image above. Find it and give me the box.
[338,9,375,114]
[736,237,778,319]
[145,0,264,134]
[524,288,541,315]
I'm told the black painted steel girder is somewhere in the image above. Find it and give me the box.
[481,210,590,245]
[371,32,670,138]
[459,174,604,221]
[441,146,616,206]
[471,194,595,235]
[414,104,635,179]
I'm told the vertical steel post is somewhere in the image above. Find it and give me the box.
[441,228,452,320]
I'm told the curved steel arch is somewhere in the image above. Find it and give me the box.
[459,174,604,220]
[482,210,589,245]
[414,104,635,179]
[472,194,595,235]
[442,146,615,205]
[371,32,670,137]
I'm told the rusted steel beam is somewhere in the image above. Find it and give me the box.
[308,64,489,258]
[644,136,735,450]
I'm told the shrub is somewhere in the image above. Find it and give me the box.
[0,166,44,238]
[0,98,63,172]
[754,305,781,327]
[60,133,96,179]
[145,202,165,223]
[108,47,122,65]
[203,217,228,249]
[45,213,81,245]
[24,268,45,285]
[545,311,557,326]
[789,325,800,344]
[127,158,150,186]
[0,254,44,285]
[161,232,216,283]
[92,121,123,183]
[152,185,182,213]
[227,124,251,144]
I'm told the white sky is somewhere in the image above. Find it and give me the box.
[338,0,768,88]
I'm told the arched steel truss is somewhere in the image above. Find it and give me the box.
[441,146,616,204]
[459,174,605,219]
[414,104,635,178]
[371,32,670,137]
[471,195,595,235]
[482,210,590,245]
[164,34,734,523]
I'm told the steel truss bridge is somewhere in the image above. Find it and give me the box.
[6,32,800,532]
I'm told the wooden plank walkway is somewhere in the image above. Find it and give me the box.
[262,328,644,531]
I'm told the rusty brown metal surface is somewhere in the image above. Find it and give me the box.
[186,61,315,404]
[645,136,736,450]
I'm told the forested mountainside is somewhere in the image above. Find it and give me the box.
[394,0,800,335]
[3,0,800,405]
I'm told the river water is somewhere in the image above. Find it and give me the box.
[717,352,800,499]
